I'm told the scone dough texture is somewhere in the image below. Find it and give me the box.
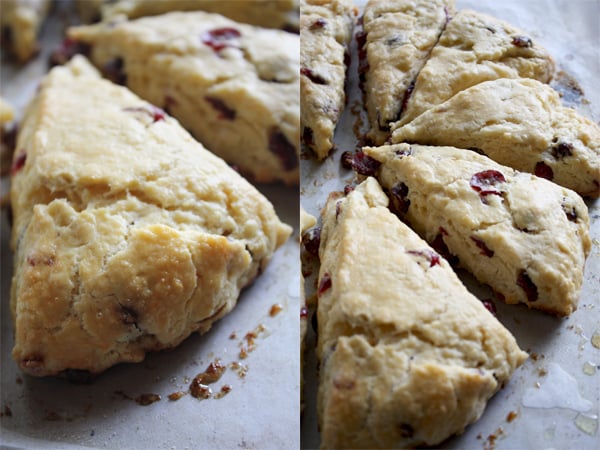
[300,0,357,159]
[317,178,526,449]
[69,11,300,185]
[0,0,51,62]
[9,56,292,377]
[359,0,455,145]
[393,9,555,127]
[391,78,600,198]
[363,143,591,316]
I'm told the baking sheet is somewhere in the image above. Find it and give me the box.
[0,2,300,449]
[300,0,600,449]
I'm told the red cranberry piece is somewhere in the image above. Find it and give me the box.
[482,299,497,316]
[561,200,578,223]
[11,151,26,176]
[301,227,321,256]
[470,170,506,199]
[512,36,533,48]
[343,184,355,195]
[301,67,327,85]
[340,151,353,170]
[318,273,332,296]
[407,249,440,268]
[550,139,573,159]
[123,105,165,123]
[431,230,459,266]
[517,270,538,302]
[300,306,308,318]
[350,151,381,176]
[388,182,410,215]
[302,127,314,147]
[470,237,494,257]
[204,96,235,120]
[310,18,327,30]
[534,161,553,180]
[201,27,241,52]
[268,128,298,170]
[103,57,126,85]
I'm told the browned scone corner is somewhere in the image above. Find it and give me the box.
[316,177,527,449]
[9,56,292,378]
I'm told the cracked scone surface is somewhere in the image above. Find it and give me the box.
[393,9,555,127]
[391,78,600,198]
[0,0,51,62]
[358,0,454,145]
[300,0,356,159]
[68,11,300,185]
[9,56,292,377]
[317,178,527,449]
[363,143,591,316]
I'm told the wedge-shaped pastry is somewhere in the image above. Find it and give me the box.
[9,56,292,377]
[393,9,555,127]
[391,78,600,198]
[362,143,591,316]
[317,177,527,449]
[68,11,300,185]
[300,0,357,159]
[358,0,455,145]
[100,0,300,32]
[0,0,51,62]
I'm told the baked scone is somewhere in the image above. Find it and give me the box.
[300,0,357,159]
[358,0,455,145]
[0,0,51,62]
[391,78,600,198]
[393,9,555,127]
[68,11,300,185]
[317,177,527,449]
[361,143,591,316]
[100,0,300,32]
[9,56,292,377]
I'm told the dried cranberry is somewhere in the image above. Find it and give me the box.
[300,306,308,318]
[10,151,26,176]
[302,127,314,146]
[268,128,298,170]
[561,201,578,222]
[512,36,533,48]
[340,151,353,169]
[310,18,327,30]
[431,231,459,266]
[388,182,410,215]
[470,237,494,257]
[318,273,332,296]
[407,249,440,268]
[470,170,506,199]
[517,270,538,302]
[394,146,412,158]
[123,105,165,123]
[301,67,327,85]
[350,151,381,176]
[201,27,241,52]
[482,299,497,316]
[301,227,321,256]
[343,184,355,195]
[103,57,126,85]
[550,139,573,159]
[534,161,553,180]
[204,96,235,120]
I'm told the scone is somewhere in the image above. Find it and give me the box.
[358,0,455,145]
[0,0,51,62]
[393,9,555,127]
[9,56,292,377]
[391,78,600,198]
[101,0,300,32]
[68,11,300,185]
[300,0,357,159]
[361,143,591,316]
[317,177,527,449]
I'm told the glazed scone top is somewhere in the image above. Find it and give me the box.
[394,9,555,126]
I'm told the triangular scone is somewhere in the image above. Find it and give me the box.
[393,9,555,127]
[68,11,300,185]
[317,178,527,449]
[362,144,591,316]
[358,0,455,145]
[9,56,292,377]
[300,0,357,159]
[391,78,600,198]
[0,0,51,62]
[100,0,300,32]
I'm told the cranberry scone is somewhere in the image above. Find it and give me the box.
[360,143,591,316]
[393,9,555,128]
[317,177,527,449]
[68,11,300,185]
[358,0,455,145]
[9,56,292,377]
[100,0,300,32]
[391,78,600,198]
[0,0,51,62]
[300,0,357,159]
